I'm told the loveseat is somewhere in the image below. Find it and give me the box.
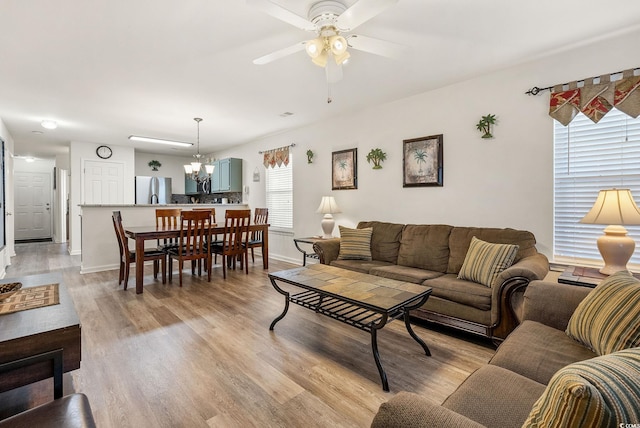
[313,221,549,341]
[371,272,640,427]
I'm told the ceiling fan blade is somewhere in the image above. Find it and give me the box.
[336,0,399,31]
[347,34,407,59]
[253,41,306,65]
[325,59,343,84]
[247,0,316,31]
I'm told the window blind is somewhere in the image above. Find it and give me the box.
[554,108,640,268]
[265,155,293,229]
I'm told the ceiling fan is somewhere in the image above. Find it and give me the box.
[248,0,405,84]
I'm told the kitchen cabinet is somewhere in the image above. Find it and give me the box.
[211,158,242,192]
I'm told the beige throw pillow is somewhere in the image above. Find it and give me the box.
[565,270,640,356]
[337,226,373,261]
[457,237,519,287]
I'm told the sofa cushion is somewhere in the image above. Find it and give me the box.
[457,237,519,287]
[357,221,404,263]
[329,259,394,274]
[490,320,597,385]
[565,270,640,356]
[397,224,453,272]
[523,347,640,428]
[369,265,444,284]
[423,274,492,311]
[337,226,373,260]
[443,365,546,428]
[447,227,537,274]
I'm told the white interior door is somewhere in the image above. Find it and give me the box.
[15,171,52,240]
[83,160,124,204]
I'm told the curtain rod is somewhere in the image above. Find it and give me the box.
[525,67,640,96]
[258,143,295,154]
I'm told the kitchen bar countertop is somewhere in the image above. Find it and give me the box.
[80,203,246,207]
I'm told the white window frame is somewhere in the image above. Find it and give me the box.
[265,155,293,231]
[554,108,640,270]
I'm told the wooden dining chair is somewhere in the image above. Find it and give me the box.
[193,207,218,267]
[167,210,211,287]
[247,208,268,263]
[210,209,251,279]
[112,211,166,290]
[155,208,182,252]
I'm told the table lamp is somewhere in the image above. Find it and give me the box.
[580,188,640,274]
[316,196,341,238]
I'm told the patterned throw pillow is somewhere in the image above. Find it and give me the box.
[565,270,640,356]
[457,237,519,287]
[337,226,373,261]
[523,347,640,428]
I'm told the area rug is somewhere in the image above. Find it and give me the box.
[0,283,60,315]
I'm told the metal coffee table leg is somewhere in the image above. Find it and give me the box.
[371,314,390,391]
[269,278,290,330]
[403,297,431,356]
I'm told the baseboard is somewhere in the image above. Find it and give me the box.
[80,264,119,274]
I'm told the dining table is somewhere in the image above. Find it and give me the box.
[124,223,269,294]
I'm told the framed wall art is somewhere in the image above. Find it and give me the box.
[332,148,357,190]
[403,134,443,187]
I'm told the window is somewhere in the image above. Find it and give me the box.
[554,109,640,268]
[265,155,293,230]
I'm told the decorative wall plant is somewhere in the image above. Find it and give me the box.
[306,149,314,164]
[148,160,162,171]
[476,114,496,139]
[366,148,387,169]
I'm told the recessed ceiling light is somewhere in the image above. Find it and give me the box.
[41,120,58,129]
[128,135,193,147]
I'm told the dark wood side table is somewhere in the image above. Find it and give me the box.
[558,265,640,288]
[293,237,326,266]
[0,273,81,393]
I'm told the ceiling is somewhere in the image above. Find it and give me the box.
[2,0,640,160]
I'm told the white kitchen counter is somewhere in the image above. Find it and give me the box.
[79,203,249,274]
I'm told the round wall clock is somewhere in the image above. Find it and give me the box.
[96,145,113,159]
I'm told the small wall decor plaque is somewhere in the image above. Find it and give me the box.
[476,114,496,139]
[306,149,314,164]
[366,148,387,169]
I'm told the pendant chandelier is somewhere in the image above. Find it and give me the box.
[183,117,214,183]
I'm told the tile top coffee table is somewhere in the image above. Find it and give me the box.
[268,264,432,391]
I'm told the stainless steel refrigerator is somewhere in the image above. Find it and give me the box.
[135,176,172,204]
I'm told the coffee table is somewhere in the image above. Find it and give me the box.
[268,264,432,391]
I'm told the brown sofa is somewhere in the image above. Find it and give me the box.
[313,221,549,341]
[370,279,637,427]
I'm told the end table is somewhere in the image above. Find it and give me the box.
[558,265,640,288]
[293,237,326,266]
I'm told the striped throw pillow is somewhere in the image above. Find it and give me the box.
[523,347,640,428]
[337,226,373,261]
[566,270,640,356]
[457,236,519,287]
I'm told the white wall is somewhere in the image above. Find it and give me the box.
[69,141,135,255]
[0,118,15,275]
[133,152,193,194]
[213,27,640,264]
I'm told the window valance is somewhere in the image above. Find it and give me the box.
[526,68,640,126]
[262,145,291,169]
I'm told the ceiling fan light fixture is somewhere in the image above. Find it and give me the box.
[312,50,329,67]
[305,37,325,58]
[334,50,350,65]
[329,35,347,55]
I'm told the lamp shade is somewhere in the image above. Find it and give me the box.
[580,189,640,225]
[316,196,341,214]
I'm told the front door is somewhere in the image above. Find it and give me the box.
[15,171,52,240]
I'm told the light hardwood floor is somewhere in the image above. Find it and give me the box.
[1,242,495,427]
